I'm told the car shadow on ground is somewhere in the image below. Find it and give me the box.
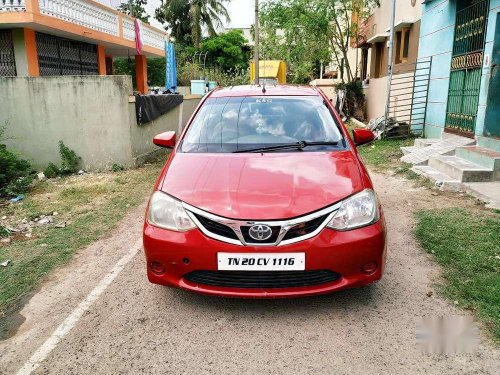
[159,283,381,318]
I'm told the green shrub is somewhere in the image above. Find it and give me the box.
[0,144,33,198]
[44,162,60,179]
[0,226,9,237]
[58,141,81,175]
[335,80,366,120]
[111,164,124,172]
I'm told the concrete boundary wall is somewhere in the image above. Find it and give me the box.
[0,76,201,171]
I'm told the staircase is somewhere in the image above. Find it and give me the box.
[400,133,475,165]
[401,135,500,208]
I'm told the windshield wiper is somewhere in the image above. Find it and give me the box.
[232,141,339,153]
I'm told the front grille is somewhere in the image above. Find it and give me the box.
[282,214,329,241]
[184,270,340,289]
[193,214,239,240]
[240,225,281,244]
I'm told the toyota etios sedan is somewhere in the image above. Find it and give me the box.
[143,85,386,298]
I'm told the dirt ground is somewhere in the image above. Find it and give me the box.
[0,171,498,375]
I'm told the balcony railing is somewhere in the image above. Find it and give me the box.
[40,0,120,36]
[0,0,26,11]
[0,0,167,50]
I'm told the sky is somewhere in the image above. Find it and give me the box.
[102,0,257,30]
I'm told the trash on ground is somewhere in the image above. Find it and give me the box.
[9,195,24,203]
[0,260,11,267]
[37,172,46,181]
[37,216,53,225]
[367,116,410,139]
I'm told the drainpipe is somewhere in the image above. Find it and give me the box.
[385,0,396,121]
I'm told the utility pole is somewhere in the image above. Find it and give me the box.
[254,0,259,85]
[385,0,396,121]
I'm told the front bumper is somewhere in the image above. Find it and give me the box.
[143,216,386,298]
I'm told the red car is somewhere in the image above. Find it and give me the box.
[143,85,386,298]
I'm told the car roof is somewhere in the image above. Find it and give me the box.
[209,85,320,98]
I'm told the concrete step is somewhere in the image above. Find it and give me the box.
[477,136,500,152]
[401,146,418,155]
[400,134,475,166]
[414,138,441,148]
[411,165,462,190]
[462,181,500,210]
[455,146,500,174]
[428,155,494,183]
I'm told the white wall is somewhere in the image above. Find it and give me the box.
[0,76,201,171]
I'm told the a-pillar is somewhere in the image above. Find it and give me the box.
[135,54,148,93]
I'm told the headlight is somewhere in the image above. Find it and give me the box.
[327,189,379,231]
[147,191,196,231]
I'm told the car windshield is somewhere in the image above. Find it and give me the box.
[180,96,345,153]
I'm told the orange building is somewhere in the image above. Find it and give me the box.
[0,0,167,93]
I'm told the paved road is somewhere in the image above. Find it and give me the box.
[1,172,499,374]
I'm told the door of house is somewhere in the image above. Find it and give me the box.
[484,12,500,137]
[445,0,489,136]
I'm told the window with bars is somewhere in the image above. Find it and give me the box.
[35,32,98,76]
[0,30,16,77]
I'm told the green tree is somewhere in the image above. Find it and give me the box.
[260,0,374,83]
[155,0,231,48]
[118,0,150,23]
[155,0,192,45]
[200,30,250,72]
[114,58,166,89]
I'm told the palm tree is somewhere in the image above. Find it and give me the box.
[156,0,230,48]
[190,0,230,48]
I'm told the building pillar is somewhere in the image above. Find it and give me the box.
[97,45,106,75]
[135,54,148,94]
[25,0,40,14]
[24,28,39,77]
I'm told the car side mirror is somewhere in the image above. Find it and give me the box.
[352,128,375,146]
[153,131,176,148]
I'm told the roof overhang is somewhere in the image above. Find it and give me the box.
[0,11,166,58]
[385,20,415,33]
[366,33,389,44]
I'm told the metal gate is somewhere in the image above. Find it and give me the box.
[0,30,16,76]
[445,0,489,136]
[386,57,432,137]
[35,32,98,76]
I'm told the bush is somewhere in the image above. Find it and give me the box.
[59,141,81,175]
[43,142,81,178]
[0,129,34,197]
[111,163,124,172]
[177,62,250,87]
[335,80,366,121]
[44,162,60,179]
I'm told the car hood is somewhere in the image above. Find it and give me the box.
[161,151,364,220]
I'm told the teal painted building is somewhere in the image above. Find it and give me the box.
[418,0,500,142]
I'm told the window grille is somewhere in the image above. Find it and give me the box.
[0,30,16,76]
[36,32,98,76]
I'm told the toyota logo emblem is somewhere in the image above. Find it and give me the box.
[248,224,273,241]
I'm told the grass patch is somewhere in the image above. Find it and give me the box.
[0,158,165,321]
[415,208,500,343]
[344,119,416,173]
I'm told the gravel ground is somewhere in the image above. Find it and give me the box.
[0,172,498,375]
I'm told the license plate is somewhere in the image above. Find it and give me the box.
[217,253,305,271]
